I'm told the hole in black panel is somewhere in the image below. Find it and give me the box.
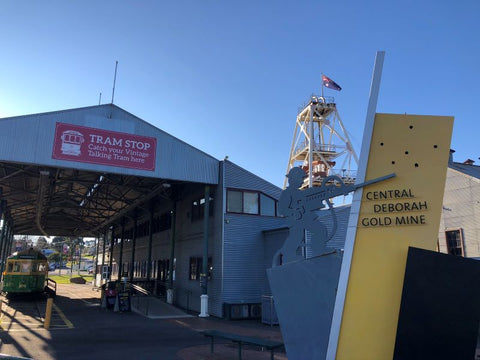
[392,161,396,165]
[409,125,413,129]
[405,151,409,155]
[415,163,419,167]
[380,142,384,146]
[434,145,438,149]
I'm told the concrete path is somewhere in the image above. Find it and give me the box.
[0,283,286,360]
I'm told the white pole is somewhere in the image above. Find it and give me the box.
[321,73,325,98]
[326,51,385,360]
[309,101,314,187]
[111,61,118,104]
[305,101,315,258]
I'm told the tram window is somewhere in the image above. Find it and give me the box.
[32,263,37,272]
[38,263,46,272]
[13,262,20,272]
[7,262,13,272]
[21,262,31,273]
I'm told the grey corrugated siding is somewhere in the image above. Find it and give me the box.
[223,161,286,305]
[109,182,225,316]
[263,227,288,295]
[319,205,350,250]
[438,167,480,257]
[449,162,480,180]
[0,104,218,184]
[223,214,286,304]
[162,184,224,316]
[224,161,281,199]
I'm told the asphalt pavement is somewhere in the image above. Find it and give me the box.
[1,283,479,359]
[0,283,286,360]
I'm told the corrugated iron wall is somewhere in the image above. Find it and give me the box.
[222,161,286,306]
[438,168,480,257]
[110,181,224,316]
[0,104,219,184]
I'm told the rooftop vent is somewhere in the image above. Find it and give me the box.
[449,149,455,165]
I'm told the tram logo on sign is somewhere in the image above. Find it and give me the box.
[60,130,85,156]
[52,122,157,171]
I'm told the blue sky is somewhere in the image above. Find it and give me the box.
[0,1,478,188]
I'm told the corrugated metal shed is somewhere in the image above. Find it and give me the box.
[0,104,219,183]
[449,162,480,180]
[223,161,281,199]
[438,163,480,257]
[222,161,286,304]
[0,104,219,236]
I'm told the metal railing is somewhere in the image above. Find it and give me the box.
[297,95,335,112]
[129,282,152,316]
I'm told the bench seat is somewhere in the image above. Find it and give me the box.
[203,329,284,360]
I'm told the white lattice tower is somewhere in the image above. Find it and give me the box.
[284,95,358,189]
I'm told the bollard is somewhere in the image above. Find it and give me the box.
[101,294,107,309]
[114,295,119,312]
[44,297,54,329]
[100,288,107,309]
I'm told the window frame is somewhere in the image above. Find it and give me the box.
[189,256,212,281]
[260,193,277,216]
[156,259,170,282]
[242,190,260,215]
[445,228,464,256]
[226,188,278,217]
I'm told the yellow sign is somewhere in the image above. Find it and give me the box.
[336,113,453,359]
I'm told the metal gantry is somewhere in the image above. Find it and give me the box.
[285,95,358,189]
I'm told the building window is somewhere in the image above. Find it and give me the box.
[141,261,147,277]
[191,196,214,222]
[122,263,129,277]
[156,259,170,282]
[227,189,278,216]
[189,257,212,280]
[227,190,243,213]
[151,260,156,278]
[260,193,276,216]
[243,192,259,214]
[134,261,139,277]
[445,229,464,256]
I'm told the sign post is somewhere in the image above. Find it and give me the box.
[329,113,453,359]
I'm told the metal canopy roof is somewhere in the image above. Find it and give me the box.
[0,161,176,237]
[0,104,220,237]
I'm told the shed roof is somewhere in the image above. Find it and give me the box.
[449,162,480,180]
[0,104,219,236]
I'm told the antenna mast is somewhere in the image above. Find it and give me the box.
[111,61,118,104]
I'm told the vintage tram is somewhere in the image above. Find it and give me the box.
[2,248,49,294]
